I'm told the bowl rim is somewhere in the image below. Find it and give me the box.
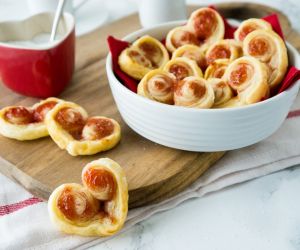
[106,20,300,114]
[0,12,75,51]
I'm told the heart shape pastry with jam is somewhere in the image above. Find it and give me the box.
[243,29,288,91]
[166,7,225,53]
[222,56,269,106]
[45,101,121,156]
[118,35,169,80]
[0,97,61,140]
[48,158,128,237]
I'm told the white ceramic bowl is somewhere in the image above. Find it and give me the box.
[106,20,300,152]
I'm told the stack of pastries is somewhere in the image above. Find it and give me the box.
[118,7,288,108]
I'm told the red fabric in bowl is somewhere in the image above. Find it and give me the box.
[107,8,300,95]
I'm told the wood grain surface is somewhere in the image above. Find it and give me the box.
[0,3,298,208]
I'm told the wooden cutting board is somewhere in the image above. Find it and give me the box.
[0,3,299,208]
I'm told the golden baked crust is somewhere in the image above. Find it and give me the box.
[166,26,200,53]
[205,39,242,65]
[163,57,203,81]
[204,59,230,79]
[243,29,288,90]
[214,96,243,108]
[234,18,272,42]
[0,97,61,141]
[222,56,269,105]
[48,158,128,237]
[187,7,225,49]
[166,8,224,53]
[137,69,176,104]
[118,35,169,80]
[207,78,233,107]
[68,116,121,156]
[174,76,215,108]
[172,44,206,69]
[45,102,121,156]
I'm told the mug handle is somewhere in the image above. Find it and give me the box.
[73,0,89,12]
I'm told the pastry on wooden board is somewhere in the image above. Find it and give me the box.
[243,29,288,90]
[174,76,215,108]
[0,97,61,140]
[48,158,128,237]
[137,69,176,104]
[222,56,269,105]
[234,18,272,42]
[118,35,169,80]
[45,101,121,156]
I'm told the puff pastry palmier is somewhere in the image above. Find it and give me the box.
[137,69,176,104]
[174,76,214,108]
[187,7,225,49]
[223,56,269,105]
[243,29,288,90]
[206,39,242,65]
[164,57,203,81]
[0,97,60,140]
[204,59,230,79]
[172,44,207,69]
[118,35,169,80]
[234,18,272,42]
[45,102,121,156]
[48,158,128,237]
[207,78,233,106]
[166,26,200,53]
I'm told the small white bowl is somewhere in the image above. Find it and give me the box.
[106,20,300,152]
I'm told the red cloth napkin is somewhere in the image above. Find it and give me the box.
[279,66,300,93]
[107,8,300,94]
[263,14,284,39]
[107,36,137,92]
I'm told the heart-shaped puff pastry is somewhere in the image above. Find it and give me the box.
[163,57,203,81]
[207,78,233,107]
[48,158,128,237]
[174,76,215,108]
[204,59,230,79]
[222,56,269,105]
[234,18,272,42]
[205,39,242,65]
[137,57,203,105]
[172,44,207,70]
[0,97,60,140]
[243,29,288,90]
[137,69,176,105]
[166,7,224,52]
[118,35,169,80]
[45,101,121,156]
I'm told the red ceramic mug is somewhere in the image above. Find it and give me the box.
[0,12,75,98]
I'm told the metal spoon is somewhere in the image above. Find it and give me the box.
[49,0,66,42]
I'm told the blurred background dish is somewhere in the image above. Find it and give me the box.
[0,13,75,97]
[0,0,115,36]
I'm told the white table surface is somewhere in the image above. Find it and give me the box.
[1,0,300,249]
